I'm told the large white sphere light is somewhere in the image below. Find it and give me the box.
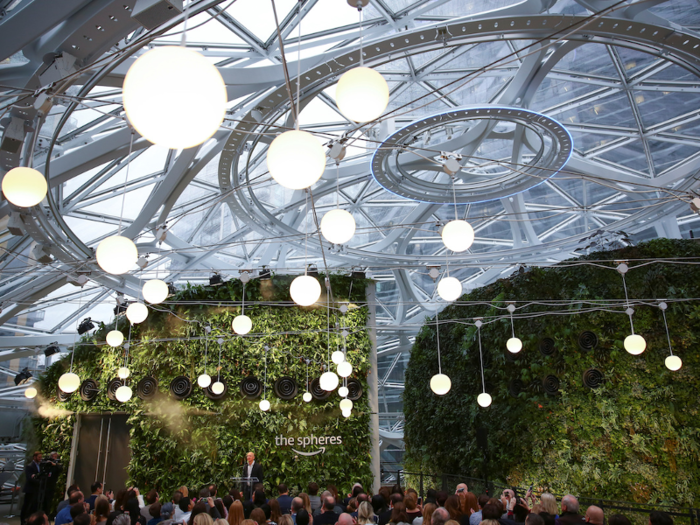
[624,334,646,355]
[117,367,130,379]
[106,330,124,347]
[338,386,349,398]
[336,67,390,123]
[126,302,148,324]
[337,361,352,378]
[506,337,523,354]
[321,209,356,245]
[259,399,271,411]
[2,167,47,207]
[339,398,353,411]
[441,220,475,252]
[211,381,225,395]
[437,277,462,302]
[197,374,212,388]
[477,392,492,407]
[665,355,682,371]
[430,373,451,395]
[266,130,326,190]
[290,275,322,306]
[96,235,138,275]
[25,387,38,399]
[302,392,312,403]
[331,350,345,365]
[320,371,339,391]
[232,315,252,335]
[115,385,132,403]
[58,372,80,393]
[123,46,226,149]
[142,279,169,304]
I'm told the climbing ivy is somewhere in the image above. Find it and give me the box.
[404,239,700,506]
[33,274,374,501]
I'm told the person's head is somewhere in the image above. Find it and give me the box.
[113,514,131,525]
[70,503,86,520]
[371,495,386,515]
[436,491,448,508]
[200,487,211,499]
[379,487,391,505]
[421,503,437,525]
[161,502,175,521]
[32,451,42,463]
[260,504,271,521]
[189,502,208,525]
[241,521,256,525]
[477,494,489,510]
[215,500,226,519]
[50,451,59,460]
[539,494,557,516]
[278,516,293,525]
[431,507,450,525]
[526,514,544,525]
[296,509,310,525]
[487,499,503,515]
[291,498,303,514]
[585,506,604,525]
[358,494,369,504]
[95,495,111,520]
[298,493,311,514]
[650,512,673,525]
[67,484,80,498]
[74,514,92,525]
[389,493,403,509]
[278,484,288,496]
[444,496,462,520]
[338,514,354,525]
[230,489,242,501]
[70,491,85,505]
[223,496,234,511]
[150,502,163,519]
[173,491,183,505]
[539,512,555,525]
[180,497,192,513]
[323,496,336,512]
[608,515,631,525]
[405,494,417,512]
[425,489,437,503]
[246,452,256,465]
[228,500,245,525]
[455,484,468,495]
[352,484,364,498]
[391,484,404,497]
[390,502,409,524]
[513,502,529,523]
[179,486,190,498]
[250,509,266,525]
[269,499,281,521]
[461,493,478,516]
[445,520,460,525]
[480,520,500,525]
[500,489,515,506]
[91,482,103,495]
[327,485,339,500]
[358,501,376,525]
[27,511,48,525]
[308,483,319,496]
[482,504,502,521]
[147,489,159,505]
[209,485,218,498]
[194,512,214,525]
[253,489,266,507]
[561,496,579,514]
[215,520,228,525]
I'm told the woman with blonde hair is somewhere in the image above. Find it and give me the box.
[278,517,293,525]
[357,501,376,525]
[479,520,500,525]
[228,501,245,525]
[298,494,313,518]
[215,520,228,525]
[194,513,214,525]
[413,503,436,525]
[539,494,558,518]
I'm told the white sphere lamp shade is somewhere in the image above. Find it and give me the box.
[665,355,682,371]
[106,330,124,347]
[336,67,390,123]
[624,334,646,355]
[437,277,462,302]
[96,235,138,275]
[290,275,322,306]
[142,279,169,304]
[2,167,47,207]
[320,371,340,391]
[331,350,345,365]
[321,209,356,245]
[341,408,352,418]
[211,381,225,395]
[117,367,130,379]
[266,130,326,190]
[337,361,352,378]
[123,46,226,149]
[441,220,475,252]
[25,386,38,399]
[477,392,492,408]
[58,372,80,393]
[197,374,212,388]
[115,385,132,403]
[506,337,523,354]
[232,314,252,335]
[339,398,353,411]
[338,386,349,398]
[302,391,312,403]
[430,373,451,395]
[259,399,271,411]
[126,302,148,324]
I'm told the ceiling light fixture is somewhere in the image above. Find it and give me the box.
[441,174,474,252]
[618,263,646,355]
[1,167,48,207]
[430,312,451,395]
[659,302,682,371]
[232,281,252,335]
[321,160,356,244]
[506,303,522,353]
[475,319,492,407]
[197,329,212,388]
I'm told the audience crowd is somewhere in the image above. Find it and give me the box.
[24,480,676,525]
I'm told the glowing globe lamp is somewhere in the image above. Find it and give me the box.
[96,235,138,275]
[197,374,212,388]
[430,373,451,395]
[123,46,226,149]
[290,275,321,306]
[106,330,124,347]
[506,337,523,354]
[142,279,169,304]
[624,334,646,355]
[339,398,353,411]
[321,209,356,244]
[320,371,339,391]
[232,314,252,335]
[58,372,80,393]
[337,361,352,378]
[266,130,326,190]
[437,276,462,302]
[336,67,389,123]
[211,381,225,395]
[25,386,38,399]
[331,350,345,364]
[259,399,271,411]
[665,355,682,371]
[126,302,148,324]
[117,367,130,379]
[341,408,351,418]
[2,167,47,207]
[441,220,475,252]
[477,392,492,407]
[303,392,312,402]
[115,385,132,403]
[338,386,349,398]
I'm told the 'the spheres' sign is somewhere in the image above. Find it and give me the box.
[275,434,342,456]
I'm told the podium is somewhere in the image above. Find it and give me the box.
[231,476,259,500]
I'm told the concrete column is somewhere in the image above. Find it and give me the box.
[366,282,380,493]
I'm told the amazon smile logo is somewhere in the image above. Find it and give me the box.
[275,434,343,455]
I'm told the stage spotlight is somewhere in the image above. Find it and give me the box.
[77,317,95,335]
[14,367,32,386]
[44,342,60,357]
[209,274,223,286]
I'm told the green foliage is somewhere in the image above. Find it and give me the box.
[404,239,700,506]
[34,275,373,498]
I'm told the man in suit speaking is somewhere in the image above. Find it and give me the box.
[242,451,264,501]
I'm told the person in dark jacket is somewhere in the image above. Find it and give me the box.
[277,485,293,515]
[554,496,584,525]
[21,452,43,525]
[314,497,340,525]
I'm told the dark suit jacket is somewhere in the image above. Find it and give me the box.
[23,461,40,493]
[315,511,340,525]
[242,461,264,488]
[556,513,584,525]
[378,509,393,525]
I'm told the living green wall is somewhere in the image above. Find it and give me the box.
[404,239,700,506]
[33,274,373,504]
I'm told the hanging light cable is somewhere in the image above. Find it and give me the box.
[437,246,462,302]
[260,346,271,411]
[106,314,124,348]
[618,263,645,355]
[430,311,451,395]
[476,320,492,407]
[303,359,312,402]
[232,281,252,334]
[116,324,133,402]
[198,330,212,388]
[441,173,474,253]
[506,303,522,353]
[211,338,225,394]
[322,160,356,245]
[59,294,83,393]
[659,302,682,371]
[321,284,340,390]
[143,243,168,304]
[291,192,321,306]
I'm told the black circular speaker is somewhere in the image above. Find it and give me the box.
[508,379,524,398]
[583,368,604,389]
[239,376,262,399]
[310,377,331,400]
[106,378,123,401]
[347,379,363,401]
[273,377,298,400]
[539,337,556,356]
[543,374,560,395]
[205,378,228,400]
[57,385,72,402]
[137,376,159,400]
[578,331,598,352]
[170,376,192,400]
[79,379,99,401]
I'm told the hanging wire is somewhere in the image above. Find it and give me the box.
[620,272,635,334]
[477,322,486,394]
[295,0,302,130]
[358,5,363,67]
[660,305,674,356]
[435,311,441,375]
[263,346,268,398]
[180,0,190,47]
[216,339,222,383]
[117,130,135,235]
